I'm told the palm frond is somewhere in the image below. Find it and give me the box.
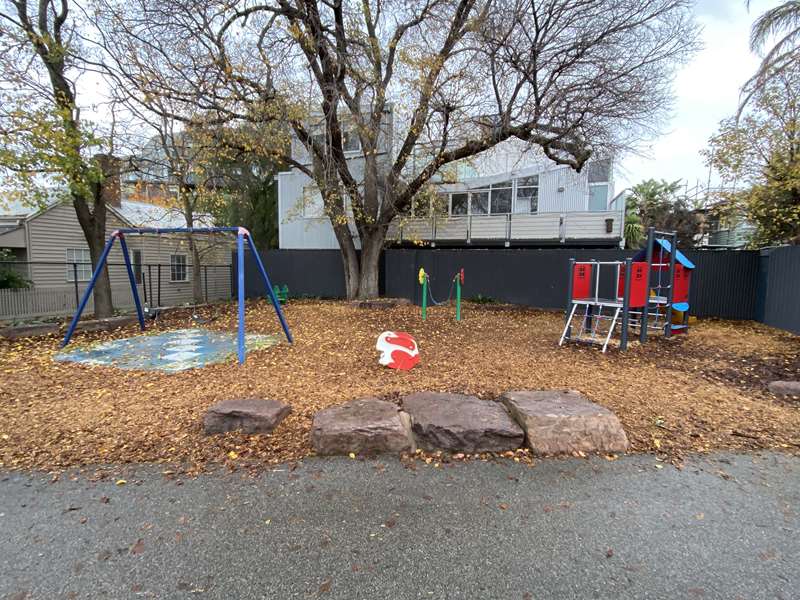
[739,48,800,117]
[750,1,800,52]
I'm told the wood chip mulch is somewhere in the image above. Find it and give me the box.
[0,300,798,473]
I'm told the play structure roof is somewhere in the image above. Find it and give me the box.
[633,238,695,269]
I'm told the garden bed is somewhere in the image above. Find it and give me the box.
[0,300,798,472]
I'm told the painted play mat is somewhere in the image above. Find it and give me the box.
[54,328,280,372]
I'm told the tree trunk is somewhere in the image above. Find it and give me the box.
[340,243,360,299]
[188,236,204,304]
[73,195,114,319]
[88,235,114,318]
[356,229,385,299]
[332,222,361,299]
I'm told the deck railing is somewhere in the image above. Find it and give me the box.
[389,210,623,246]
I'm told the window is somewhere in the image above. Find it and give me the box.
[451,193,469,215]
[310,131,326,150]
[309,127,361,153]
[587,159,611,183]
[515,175,539,213]
[432,193,448,216]
[342,128,361,153]
[170,254,187,282]
[490,182,512,214]
[66,248,92,282]
[470,191,489,215]
[588,184,609,211]
[132,249,143,285]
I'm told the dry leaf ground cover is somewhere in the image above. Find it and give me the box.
[1,300,799,472]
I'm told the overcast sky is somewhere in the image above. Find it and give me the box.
[615,0,778,192]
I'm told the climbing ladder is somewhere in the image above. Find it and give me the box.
[560,300,622,353]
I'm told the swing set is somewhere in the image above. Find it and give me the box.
[61,226,292,364]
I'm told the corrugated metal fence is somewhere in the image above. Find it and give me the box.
[240,246,800,334]
[383,248,762,320]
[759,246,800,334]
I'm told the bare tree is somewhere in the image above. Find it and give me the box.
[0,0,117,316]
[97,0,698,299]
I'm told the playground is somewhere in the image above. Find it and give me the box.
[0,298,799,472]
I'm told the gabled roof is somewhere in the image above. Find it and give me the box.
[1,197,215,230]
[633,238,695,269]
[656,238,695,269]
[114,200,215,229]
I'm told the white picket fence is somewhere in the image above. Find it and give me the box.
[0,286,134,320]
[0,277,233,320]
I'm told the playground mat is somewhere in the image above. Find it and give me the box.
[54,328,280,372]
[0,301,798,472]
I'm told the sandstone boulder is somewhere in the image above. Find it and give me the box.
[500,390,628,456]
[75,315,139,333]
[0,323,60,339]
[204,398,291,435]
[768,381,800,397]
[401,392,524,453]
[312,398,414,455]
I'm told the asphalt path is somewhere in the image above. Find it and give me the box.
[1,452,797,599]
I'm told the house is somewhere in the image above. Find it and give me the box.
[276,107,625,249]
[693,204,755,248]
[0,185,233,321]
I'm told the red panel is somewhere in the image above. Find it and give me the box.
[617,262,649,308]
[673,264,691,304]
[572,263,592,299]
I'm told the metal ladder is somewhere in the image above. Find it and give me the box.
[559,301,622,353]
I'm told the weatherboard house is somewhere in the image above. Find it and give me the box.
[0,187,231,321]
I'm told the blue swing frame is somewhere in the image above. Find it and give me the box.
[61,226,293,364]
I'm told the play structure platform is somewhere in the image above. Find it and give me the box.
[560,227,695,352]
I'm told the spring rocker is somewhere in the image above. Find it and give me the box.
[418,267,464,321]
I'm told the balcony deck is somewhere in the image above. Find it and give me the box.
[388,210,623,246]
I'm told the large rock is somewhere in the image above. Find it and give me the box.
[203,398,291,435]
[768,381,800,397]
[401,392,524,453]
[75,315,139,333]
[500,390,629,456]
[0,323,60,339]
[351,298,412,310]
[311,398,414,456]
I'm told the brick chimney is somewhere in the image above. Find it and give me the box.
[94,153,122,208]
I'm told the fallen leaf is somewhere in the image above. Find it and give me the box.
[130,539,145,555]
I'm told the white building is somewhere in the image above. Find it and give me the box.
[276,108,625,249]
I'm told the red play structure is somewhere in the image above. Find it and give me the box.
[560,227,695,352]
